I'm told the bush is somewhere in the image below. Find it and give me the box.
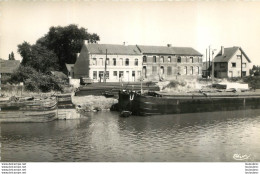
[8,65,63,92]
[163,80,186,89]
[243,76,260,90]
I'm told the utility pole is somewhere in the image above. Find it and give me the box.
[241,48,243,78]
[206,49,208,79]
[212,49,217,82]
[209,45,211,78]
[104,49,107,83]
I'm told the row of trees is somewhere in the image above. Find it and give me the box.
[8,51,15,60]
[10,24,100,92]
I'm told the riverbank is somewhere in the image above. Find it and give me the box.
[72,95,118,113]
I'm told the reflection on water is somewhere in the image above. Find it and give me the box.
[1,109,260,162]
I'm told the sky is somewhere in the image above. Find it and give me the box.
[1,1,260,66]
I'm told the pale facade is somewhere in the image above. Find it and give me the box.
[89,54,142,82]
[74,43,142,82]
[74,43,203,82]
[214,47,251,78]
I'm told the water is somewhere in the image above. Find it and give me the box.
[1,109,260,162]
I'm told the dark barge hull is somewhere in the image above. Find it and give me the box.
[118,91,260,116]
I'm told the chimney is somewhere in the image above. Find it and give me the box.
[123,42,128,46]
[167,44,172,47]
[221,46,224,55]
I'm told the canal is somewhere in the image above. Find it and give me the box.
[1,109,260,162]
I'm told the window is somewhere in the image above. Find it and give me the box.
[105,71,109,79]
[99,58,103,66]
[92,58,97,65]
[242,63,246,68]
[119,71,124,78]
[113,71,117,76]
[197,67,200,74]
[168,56,171,62]
[160,66,164,75]
[106,58,109,66]
[135,59,138,66]
[220,63,225,68]
[143,66,147,78]
[93,71,97,79]
[177,57,181,63]
[190,57,193,63]
[113,58,116,66]
[152,66,157,74]
[232,63,236,67]
[143,56,147,63]
[99,71,104,79]
[125,58,129,66]
[191,66,193,75]
[132,71,135,77]
[237,55,241,59]
[167,66,172,75]
[160,56,164,63]
[153,56,157,63]
[184,66,187,74]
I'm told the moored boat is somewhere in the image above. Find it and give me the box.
[0,97,58,122]
[118,90,260,116]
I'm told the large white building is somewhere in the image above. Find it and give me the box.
[74,43,143,82]
[73,42,203,82]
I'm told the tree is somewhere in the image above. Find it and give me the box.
[8,51,15,60]
[36,24,100,71]
[18,42,59,73]
[249,65,260,76]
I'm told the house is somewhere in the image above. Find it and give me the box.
[136,44,203,80]
[0,59,20,83]
[74,42,143,82]
[213,46,251,78]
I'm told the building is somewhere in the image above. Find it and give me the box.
[0,59,20,84]
[74,43,143,82]
[74,43,203,82]
[213,46,251,78]
[136,45,203,80]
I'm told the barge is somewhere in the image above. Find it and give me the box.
[118,90,260,116]
[0,97,58,122]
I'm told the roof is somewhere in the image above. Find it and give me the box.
[172,47,203,56]
[85,44,142,55]
[65,64,74,71]
[0,60,20,73]
[214,47,251,63]
[137,45,176,55]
